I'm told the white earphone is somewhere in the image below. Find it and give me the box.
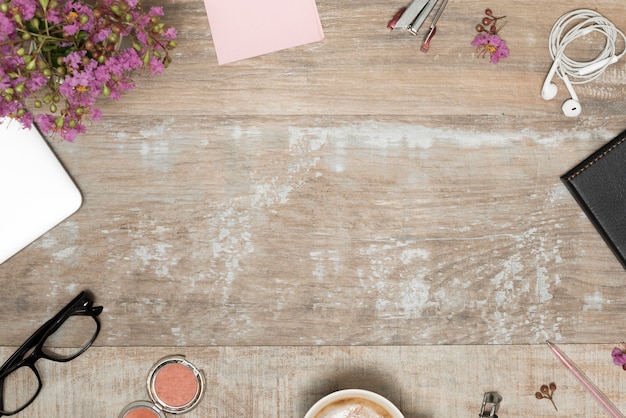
[541,9,626,117]
[559,74,581,117]
[541,60,582,117]
[540,60,560,101]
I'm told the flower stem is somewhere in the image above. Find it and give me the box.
[494,21,508,34]
[549,397,558,411]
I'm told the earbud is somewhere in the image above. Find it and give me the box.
[562,99,581,117]
[541,82,558,100]
[560,74,581,117]
[541,61,560,100]
[541,60,582,117]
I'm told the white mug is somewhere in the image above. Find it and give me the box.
[304,389,404,418]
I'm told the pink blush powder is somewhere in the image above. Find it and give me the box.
[123,407,159,418]
[154,363,198,407]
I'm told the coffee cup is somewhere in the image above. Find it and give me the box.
[304,389,404,418]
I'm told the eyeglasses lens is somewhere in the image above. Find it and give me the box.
[1,314,98,414]
[41,314,99,360]
[2,365,39,414]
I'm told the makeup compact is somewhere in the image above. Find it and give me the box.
[119,356,205,418]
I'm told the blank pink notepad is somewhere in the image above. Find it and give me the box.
[203,0,324,64]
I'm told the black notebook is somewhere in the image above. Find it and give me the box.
[561,129,626,269]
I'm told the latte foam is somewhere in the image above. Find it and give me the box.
[314,397,393,418]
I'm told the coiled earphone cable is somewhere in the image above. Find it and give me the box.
[548,9,626,85]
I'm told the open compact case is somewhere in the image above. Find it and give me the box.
[119,356,205,417]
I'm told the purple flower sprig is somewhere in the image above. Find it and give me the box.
[471,8,509,64]
[0,0,177,141]
[471,32,510,64]
[612,344,626,369]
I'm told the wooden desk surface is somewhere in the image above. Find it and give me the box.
[2,0,626,416]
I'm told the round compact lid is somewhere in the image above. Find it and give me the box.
[119,400,166,418]
[146,355,206,414]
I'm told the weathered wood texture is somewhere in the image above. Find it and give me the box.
[2,0,626,415]
[1,344,625,417]
[3,1,626,345]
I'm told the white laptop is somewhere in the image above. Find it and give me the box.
[0,117,82,264]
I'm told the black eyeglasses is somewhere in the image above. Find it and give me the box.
[0,291,102,416]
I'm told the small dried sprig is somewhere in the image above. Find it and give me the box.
[475,8,507,35]
[535,382,558,411]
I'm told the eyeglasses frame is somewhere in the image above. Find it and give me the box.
[0,291,103,416]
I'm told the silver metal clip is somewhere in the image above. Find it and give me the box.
[480,392,502,417]
[390,0,439,35]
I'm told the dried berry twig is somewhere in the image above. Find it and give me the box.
[471,8,510,64]
[535,382,558,411]
[475,8,507,35]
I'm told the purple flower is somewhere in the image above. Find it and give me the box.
[91,108,102,121]
[17,112,33,128]
[25,73,47,91]
[45,9,63,25]
[163,27,177,41]
[63,0,95,34]
[63,20,80,35]
[149,56,165,75]
[471,32,510,64]
[2,0,177,141]
[64,50,87,69]
[148,6,164,17]
[92,27,110,43]
[34,114,56,135]
[0,13,16,40]
[612,348,626,366]
[11,0,37,20]
[0,75,11,91]
[35,113,85,142]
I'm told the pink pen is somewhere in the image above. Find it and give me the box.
[547,341,624,418]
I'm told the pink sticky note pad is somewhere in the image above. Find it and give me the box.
[203,0,324,64]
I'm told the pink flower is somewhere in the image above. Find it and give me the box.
[34,114,56,135]
[148,6,163,16]
[163,27,177,41]
[612,347,626,366]
[91,108,102,121]
[1,0,177,141]
[471,32,510,64]
[0,13,16,40]
[149,56,165,74]
[25,73,46,91]
[12,0,37,20]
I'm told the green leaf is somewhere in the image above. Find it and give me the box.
[38,0,49,11]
